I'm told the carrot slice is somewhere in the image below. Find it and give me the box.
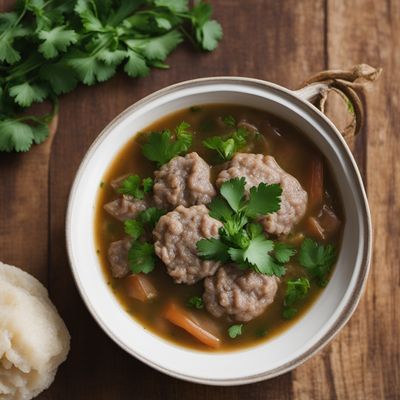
[163,302,221,349]
[305,217,325,241]
[125,274,157,302]
[306,156,324,213]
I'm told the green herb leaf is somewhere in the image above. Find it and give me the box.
[0,118,34,152]
[138,207,165,229]
[9,83,48,107]
[124,219,144,241]
[284,277,310,307]
[117,175,153,199]
[274,242,296,264]
[202,127,247,161]
[220,177,246,212]
[128,242,156,274]
[141,123,193,166]
[282,307,297,320]
[299,238,336,285]
[228,324,243,338]
[197,237,230,262]
[38,26,78,59]
[222,115,236,127]
[187,296,204,309]
[246,183,282,217]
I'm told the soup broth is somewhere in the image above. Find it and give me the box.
[95,104,343,351]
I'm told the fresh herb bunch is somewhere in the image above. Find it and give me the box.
[0,0,222,152]
[197,177,297,277]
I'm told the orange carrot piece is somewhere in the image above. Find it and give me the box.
[305,217,325,241]
[306,156,324,212]
[125,274,157,302]
[163,302,221,349]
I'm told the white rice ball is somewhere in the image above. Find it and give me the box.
[0,262,70,400]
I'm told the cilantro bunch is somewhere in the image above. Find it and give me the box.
[197,177,296,277]
[0,0,222,152]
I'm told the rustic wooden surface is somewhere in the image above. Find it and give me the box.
[0,0,399,399]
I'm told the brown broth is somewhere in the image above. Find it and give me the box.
[94,104,344,352]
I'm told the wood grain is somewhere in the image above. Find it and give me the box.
[0,0,398,399]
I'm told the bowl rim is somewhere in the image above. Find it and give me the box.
[66,76,372,385]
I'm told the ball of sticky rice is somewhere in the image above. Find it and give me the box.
[0,262,70,400]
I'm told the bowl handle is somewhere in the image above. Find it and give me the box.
[293,64,382,141]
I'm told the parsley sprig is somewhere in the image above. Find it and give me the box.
[141,121,193,166]
[124,207,165,274]
[117,175,153,199]
[298,238,336,286]
[282,277,310,319]
[197,178,296,277]
[0,1,222,152]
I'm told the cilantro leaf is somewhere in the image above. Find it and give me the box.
[138,207,165,229]
[202,127,247,161]
[142,30,183,61]
[124,50,149,77]
[228,324,243,339]
[208,197,233,221]
[38,26,79,59]
[190,2,222,51]
[229,234,284,276]
[124,219,144,241]
[282,307,297,320]
[39,63,78,95]
[117,175,153,199]
[282,277,310,319]
[222,115,236,127]
[128,242,156,274]
[197,237,230,262]
[9,83,48,107]
[284,277,310,307]
[0,118,34,152]
[187,296,204,309]
[299,239,336,285]
[246,183,282,217]
[274,242,296,264]
[155,0,189,13]
[141,123,193,166]
[220,177,246,212]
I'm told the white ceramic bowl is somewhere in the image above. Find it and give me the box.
[66,77,372,385]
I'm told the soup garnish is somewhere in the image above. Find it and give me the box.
[95,104,343,351]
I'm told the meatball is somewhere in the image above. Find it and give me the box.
[108,237,132,278]
[153,205,222,284]
[216,153,307,235]
[153,152,216,209]
[104,196,148,221]
[203,265,278,322]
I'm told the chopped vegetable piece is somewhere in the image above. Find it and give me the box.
[305,216,325,241]
[125,274,157,302]
[298,238,336,286]
[187,296,204,309]
[163,302,221,348]
[228,324,243,338]
[306,156,324,212]
[141,123,193,166]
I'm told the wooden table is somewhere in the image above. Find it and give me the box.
[1,1,399,398]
